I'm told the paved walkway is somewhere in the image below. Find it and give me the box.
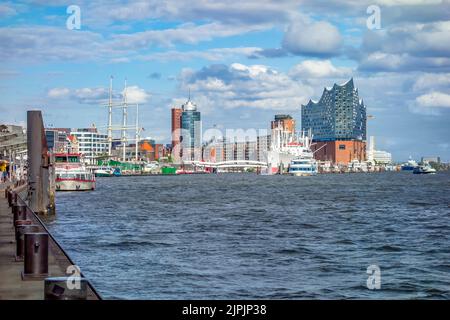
[0,188,99,299]
[0,181,13,194]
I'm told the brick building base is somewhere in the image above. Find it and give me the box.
[311,140,367,165]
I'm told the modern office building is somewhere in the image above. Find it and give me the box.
[180,98,202,162]
[301,78,367,164]
[257,135,271,163]
[45,128,72,152]
[202,139,260,163]
[70,128,108,165]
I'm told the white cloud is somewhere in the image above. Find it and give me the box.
[176,62,315,111]
[0,3,17,18]
[138,47,261,62]
[360,21,450,71]
[358,51,450,72]
[413,73,450,90]
[123,86,151,104]
[73,88,109,104]
[289,60,353,78]
[416,91,450,108]
[83,0,298,26]
[48,87,70,98]
[0,25,263,62]
[282,19,342,56]
[0,27,109,62]
[47,85,150,105]
[110,22,269,49]
[376,0,442,6]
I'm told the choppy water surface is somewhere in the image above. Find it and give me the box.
[45,172,450,299]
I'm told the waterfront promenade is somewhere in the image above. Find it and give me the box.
[0,184,99,300]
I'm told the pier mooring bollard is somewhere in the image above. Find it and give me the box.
[7,190,13,207]
[22,233,49,280]
[13,204,28,225]
[15,225,41,261]
[44,277,88,300]
[14,219,32,229]
[14,219,33,242]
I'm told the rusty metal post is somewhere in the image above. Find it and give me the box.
[13,204,27,225]
[15,225,40,261]
[22,232,49,280]
[14,219,33,238]
[27,110,53,215]
[44,277,88,300]
[14,219,32,229]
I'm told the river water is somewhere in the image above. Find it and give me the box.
[45,172,450,299]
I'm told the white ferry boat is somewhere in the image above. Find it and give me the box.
[94,166,114,177]
[413,162,437,175]
[55,153,96,191]
[287,132,318,176]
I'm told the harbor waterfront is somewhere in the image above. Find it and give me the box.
[45,172,450,299]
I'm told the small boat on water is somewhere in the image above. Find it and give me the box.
[288,157,318,176]
[55,153,96,191]
[413,162,437,174]
[142,161,159,173]
[113,167,122,177]
[94,166,114,177]
[287,132,318,176]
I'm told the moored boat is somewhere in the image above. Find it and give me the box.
[94,166,114,177]
[288,157,318,176]
[287,131,318,176]
[55,153,96,191]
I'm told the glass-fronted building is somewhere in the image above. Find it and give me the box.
[181,99,202,161]
[70,128,108,165]
[301,78,366,142]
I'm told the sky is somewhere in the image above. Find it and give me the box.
[1,0,450,162]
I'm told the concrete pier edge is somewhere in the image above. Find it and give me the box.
[0,182,101,300]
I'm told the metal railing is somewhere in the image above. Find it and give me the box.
[11,185,102,300]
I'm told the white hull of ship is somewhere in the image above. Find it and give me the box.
[56,179,96,191]
[290,171,317,177]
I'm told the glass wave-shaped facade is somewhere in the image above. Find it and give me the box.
[301,78,366,142]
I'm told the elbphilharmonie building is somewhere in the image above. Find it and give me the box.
[301,79,367,164]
